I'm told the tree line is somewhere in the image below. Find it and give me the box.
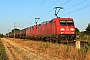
[76,23,90,35]
[0,33,3,38]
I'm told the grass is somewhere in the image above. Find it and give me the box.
[77,33,90,41]
[0,38,8,60]
[8,38,90,60]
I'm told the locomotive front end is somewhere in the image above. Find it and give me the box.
[56,18,76,40]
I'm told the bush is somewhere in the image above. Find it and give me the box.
[0,34,3,38]
[86,23,90,35]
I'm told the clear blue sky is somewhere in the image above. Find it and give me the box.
[0,0,90,34]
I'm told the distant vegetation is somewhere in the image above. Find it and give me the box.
[76,23,90,40]
[85,23,90,35]
[76,23,90,34]
[0,33,3,38]
[76,28,80,33]
[11,28,20,33]
[6,28,20,37]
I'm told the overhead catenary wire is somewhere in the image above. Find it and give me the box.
[36,0,60,16]
[61,0,87,13]
[29,0,60,25]
[39,0,72,17]
[30,0,46,17]
[66,0,87,10]
[29,0,58,25]
[59,0,71,6]
[31,0,87,27]
[61,4,90,16]
[25,0,46,27]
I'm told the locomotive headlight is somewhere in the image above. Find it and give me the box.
[71,32,74,34]
[60,28,65,31]
[61,32,64,34]
[70,28,75,31]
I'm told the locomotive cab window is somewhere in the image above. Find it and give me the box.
[60,20,73,26]
[60,21,66,25]
[67,21,73,25]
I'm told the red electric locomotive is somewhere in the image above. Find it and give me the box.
[26,17,76,42]
[53,18,76,40]
[8,17,76,42]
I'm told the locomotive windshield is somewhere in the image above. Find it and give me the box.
[60,20,73,25]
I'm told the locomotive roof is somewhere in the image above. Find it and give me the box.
[41,18,73,25]
[41,21,50,24]
[54,17,73,20]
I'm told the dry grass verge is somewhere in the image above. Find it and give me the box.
[8,38,90,60]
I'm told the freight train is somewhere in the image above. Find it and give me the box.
[8,17,76,42]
